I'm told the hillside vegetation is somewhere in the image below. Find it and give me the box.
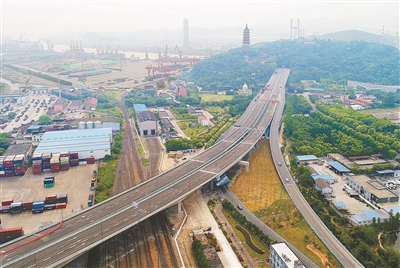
[188,39,399,88]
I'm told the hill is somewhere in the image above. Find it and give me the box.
[307,30,397,46]
[187,39,399,89]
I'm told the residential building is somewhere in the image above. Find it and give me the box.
[198,116,209,126]
[269,243,304,268]
[53,98,68,112]
[315,178,333,195]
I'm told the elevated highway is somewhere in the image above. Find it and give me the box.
[0,69,290,267]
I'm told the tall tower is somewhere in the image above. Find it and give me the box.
[183,19,189,49]
[290,18,300,40]
[242,24,250,47]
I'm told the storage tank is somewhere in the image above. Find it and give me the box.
[86,121,94,129]
[94,121,102,128]
[78,121,86,129]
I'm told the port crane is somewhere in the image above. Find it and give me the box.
[175,45,183,59]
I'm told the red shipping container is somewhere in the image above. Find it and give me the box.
[51,168,60,173]
[4,162,14,168]
[60,152,69,157]
[5,173,14,177]
[33,171,42,175]
[86,157,95,164]
[0,174,5,177]
[14,166,27,173]
[0,227,23,236]
[46,195,57,201]
[2,199,14,206]
[22,201,34,210]
[56,203,67,209]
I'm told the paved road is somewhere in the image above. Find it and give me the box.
[270,86,364,268]
[0,69,289,267]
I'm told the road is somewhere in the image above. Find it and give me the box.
[0,69,289,267]
[269,85,364,267]
[218,186,319,268]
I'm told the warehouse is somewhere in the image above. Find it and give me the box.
[34,128,113,160]
[53,98,68,112]
[69,100,82,111]
[3,143,33,157]
[296,155,318,164]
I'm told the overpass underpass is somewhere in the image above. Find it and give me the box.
[0,69,291,267]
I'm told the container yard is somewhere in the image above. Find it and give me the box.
[0,159,97,236]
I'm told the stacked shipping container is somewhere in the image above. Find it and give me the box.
[0,156,5,177]
[4,155,15,177]
[32,153,43,174]
[60,151,70,171]
[42,152,52,172]
[69,152,79,167]
[50,153,60,172]
[13,154,27,176]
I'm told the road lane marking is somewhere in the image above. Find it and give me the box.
[44,256,51,261]
[57,250,64,255]
[94,233,99,237]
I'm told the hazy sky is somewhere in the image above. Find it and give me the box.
[2,0,399,40]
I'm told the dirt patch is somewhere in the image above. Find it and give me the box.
[307,244,333,268]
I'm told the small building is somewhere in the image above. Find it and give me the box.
[137,111,157,136]
[69,100,82,111]
[315,178,333,195]
[85,98,98,110]
[53,98,68,112]
[327,161,351,175]
[2,143,33,158]
[198,116,209,126]
[237,83,252,96]
[296,155,318,164]
[175,86,187,97]
[333,201,346,210]
[269,242,304,268]
[311,173,336,184]
[351,209,390,225]
[133,103,148,113]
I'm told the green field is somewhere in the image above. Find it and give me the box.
[201,94,233,102]
[104,90,124,101]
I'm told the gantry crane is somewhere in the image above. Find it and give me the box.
[175,45,183,59]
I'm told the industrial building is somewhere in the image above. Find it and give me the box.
[347,175,399,204]
[269,242,304,268]
[85,98,98,110]
[2,143,33,158]
[327,161,351,175]
[133,104,157,136]
[53,98,68,112]
[311,174,336,184]
[101,122,120,134]
[315,178,333,195]
[351,209,390,225]
[34,128,113,160]
[69,100,82,111]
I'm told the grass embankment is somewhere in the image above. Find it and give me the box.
[222,208,270,262]
[201,94,233,102]
[94,133,123,203]
[230,140,342,268]
[104,90,125,101]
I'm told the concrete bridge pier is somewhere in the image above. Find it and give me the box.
[169,201,182,214]
[238,160,249,172]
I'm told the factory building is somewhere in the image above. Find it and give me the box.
[269,243,304,268]
[69,100,82,111]
[53,98,68,112]
[34,128,113,160]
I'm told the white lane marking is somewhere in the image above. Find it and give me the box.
[57,250,64,255]
[44,256,51,261]
[66,224,71,227]
[70,245,76,248]
[82,239,88,242]
[124,218,129,222]
[104,228,109,231]
[114,223,119,226]
[97,210,101,213]
[93,233,99,237]
[77,219,82,222]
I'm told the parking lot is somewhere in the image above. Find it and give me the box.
[309,164,371,214]
[0,163,97,235]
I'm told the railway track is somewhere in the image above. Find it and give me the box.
[89,92,176,267]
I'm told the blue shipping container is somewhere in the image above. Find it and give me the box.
[32,202,45,209]
[0,207,10,213]
[32,208,44,214]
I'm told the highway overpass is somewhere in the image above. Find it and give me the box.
[0,69,290,267]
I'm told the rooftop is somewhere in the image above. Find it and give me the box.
[315,178,331,190]
[137,111,156,123]
[296,155,318,161]
[3,143,32,156]
[133,103,148,113]
[327,161,351,173]
[352,213,370,223]
[362,210,390,221]
[40,128,112,141]
[198,116,207,121]
[311,174,335,181]
[350,175,399,199]
[334,201,346,207]
[270,243,303,268]
[101,122,120,132]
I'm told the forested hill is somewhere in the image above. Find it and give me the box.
[188,39,399,89]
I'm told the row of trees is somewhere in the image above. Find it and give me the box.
[0,133,11,155]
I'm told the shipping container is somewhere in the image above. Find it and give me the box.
[5,173,14,177]
[60,151,69,157]
[56,194,68,203]
[46,195,57,201]
[4,155,15,168]
[44,204,56,210]
[32,153,42,161]
[33,170,42,175]
[0,206,10,213]
[22,201,34,211]
[10,202,23,214]
[0,227,23,244]
[44,183,54,188]
[32,160,42,164]
[32,208,44,214]
[32,202,45,209]
[87,157,95,164]
[2,199,14,206]
[42,168,51,173]
[56,203,67,209]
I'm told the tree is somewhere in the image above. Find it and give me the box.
[38,115,52,125]
[8,112,16,120]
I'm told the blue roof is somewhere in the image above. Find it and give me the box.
[296,155,318,161]
[352,214,370,223]
[216,176,230,186]
[304,87,324,92]
[28,125,45,130]
[384,206,400,215]
[362,210,389,221]
[133,104,148,113]
[334,201,346,207]
[311,174,335,181]
[327,161,350,173]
